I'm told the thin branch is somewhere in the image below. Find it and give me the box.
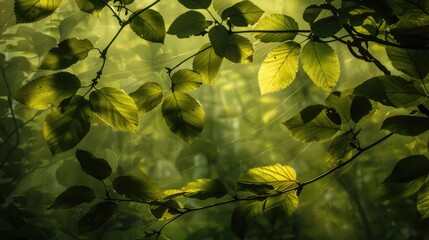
[98,0,123,24]
[166,44,212,74]
[0,111,39,150]
[125,0,162,25]
[231,29,311,34]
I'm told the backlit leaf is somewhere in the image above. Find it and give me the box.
[350,95,375,123]
[325,131,354,168]
[13,72,81,110]
[40,38,93,70]
[238,164,298,193]
[75,149,112,180]
[301,41,340,91]
[283,105,341,142]
[418,184,429,219]
[15,0,62,23]
[75,0,107,15]
[171,69,202,92]
[48,186,95,209]
[209,25,254,64]
[258,41,301,95]
[263,192,299,226]
[192,44,223,85]
[90,87,138,132]
[384,155,429,183]
[254,14,299,42]
[311,16,342,38]
[221,1,264,27]
[43,96,92,155]
[150,200,183,220]
[130,9,165,43]
[231,200,264,239]
[167,11,206,38]
[178,0,211,9]
[353,75,426,108]
[324,92,352,124]
[303,4,323,24]
[113,176,164,202]
[164,179,228,200]
[162,92,205,143]
[378,176,427,199]
[381,115,429,136]
[386,46,429,80]
[78,201,117,234]
[129,82,163,114]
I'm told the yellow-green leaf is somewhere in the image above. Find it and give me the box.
[130,9,165,43]
[164,179,228,200]
[325,131,354,168]
[162,92,205,143]
[263,192,299,226]
[301,41,340,91]
[113,175,164,202]
[231,200,265,239]
[40,38,93,70]
[172,69,202,92]
[221,1,264,27]
[192,44,223,85]
[13,72,81,110]
[258,41,301,95]
[90,87,138,132]
[254,14,299,42]
[44,96,92,155]
[129,82,163,114]
[15,0,62,23]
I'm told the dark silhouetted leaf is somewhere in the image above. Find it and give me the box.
[48,186,95,209]
[90,87,138,132]
[171,69,202,92]
[384,155,429,183]
[129,82,163,114]
[254,14,299,42]
[178,0,211,9]
[311,16,342,38]
[39,38,93,70]
[149,200,183,220]
[303,4,323,24]
[164,179,228,200]
[15,0,62,23]
[325,91,352,124]
[221,1,264,27]
[130,9,165,43]
[167,11,206,38]
[43,96,92,155]
[192,44,223,85]
[231,200,264,239]
[386,46,429,80]
[78,201,117,234]
[209,25,254,64]
[325,131,354,168]
[75,0,107,15]
[378,176,427,200]
[162,92,205,143]
[13,72,81,110]
[353,75,426,108]
[75,149,112,180]
[350,95,374,123]
[258,41,301,95]
[113,176,164,202]
[382,115,429,136]
[301,41,339,91]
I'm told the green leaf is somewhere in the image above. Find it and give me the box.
[39,38,93,70]
[263,192,299,226]
[325,131,354,168]
[90,87,138,132]
[43,96,92,155]
[192,44,223,85]
[209,25,254,64]
[78,201,117,234]
[129,82,163,114]
[353,75,426,108]
[418,184,429,219]
[178,0,211,9]
[162,92,205,143]
[231,200,265,239]
[238,164,298,193]
[150,200,183,220]
[167,11,206,38]
[384,155,429,183]
[75,149,112,180]
[386,46,429,80]
[324,91,352,124]
[381,115,429,136]
[378,176,427,199]
[48,186,95,209]
[303,4,323,24]
[311,16,342,38]
[112,176,164,202]
[164,179,228,200]
[13,72,81,110]
[258,41,301,95]
[171,69,203,92]
[283,105,341,142]
[301,41,340,91]
[350,95,375,123]
[254,14,299,42]
[221,1,264,27]
[130,9,165,43]
[14,0,62,23]
[75,0,107,15]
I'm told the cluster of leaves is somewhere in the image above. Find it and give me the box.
[5,0,429,239]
